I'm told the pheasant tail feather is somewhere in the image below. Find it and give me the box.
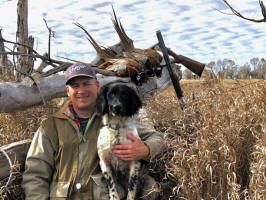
[74,22,110,60]
[111,6,134,52]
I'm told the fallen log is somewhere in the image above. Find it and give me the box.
[0,139,31,181]
[0,63,179,113]
[0,74,66,113]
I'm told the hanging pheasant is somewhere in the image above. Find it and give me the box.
[110,6,162,73]
[74,22,143,79]
[74,6,162,84]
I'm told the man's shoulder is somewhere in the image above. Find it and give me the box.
[37,116,60,148]
[39,116,62,137]
[40,116,55,126]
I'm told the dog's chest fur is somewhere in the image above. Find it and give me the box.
[97,114,139,171]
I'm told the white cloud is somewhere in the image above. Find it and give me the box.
[0,0,264,67]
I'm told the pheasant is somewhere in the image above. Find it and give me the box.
[74,7,162,84]
[110,6,162,77]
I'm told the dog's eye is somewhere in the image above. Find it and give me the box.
[109,92,115,98]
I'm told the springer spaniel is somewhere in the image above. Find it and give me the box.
[96,81,142,200]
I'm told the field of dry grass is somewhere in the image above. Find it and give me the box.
[145,79,265,199]
[0,78,265,199]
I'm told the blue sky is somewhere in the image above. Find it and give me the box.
[0,0,265,67]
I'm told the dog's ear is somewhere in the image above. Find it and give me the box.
[96,85,109,114]
[128,87,142,116]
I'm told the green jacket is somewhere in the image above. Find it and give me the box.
[22,101,164,200]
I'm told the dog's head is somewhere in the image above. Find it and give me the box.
[96,82,142,117]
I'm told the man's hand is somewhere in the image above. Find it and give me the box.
[113,134,150,161]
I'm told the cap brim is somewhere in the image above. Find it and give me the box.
[65,74,95,85]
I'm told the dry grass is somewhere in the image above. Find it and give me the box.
[0,70,59,146]
[0,78,265,199]
[0,69,17,83]
[0,101,58,146]
[145,79,265,200]
[0,100,58,200]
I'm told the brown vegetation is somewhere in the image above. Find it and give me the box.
[0,101,57,147]
[146,79,265,199]
[0,78,265,199]
[0,100,58,200]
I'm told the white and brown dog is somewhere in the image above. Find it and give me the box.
[96,81,142,200]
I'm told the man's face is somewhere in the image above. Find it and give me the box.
[66,76,100,111]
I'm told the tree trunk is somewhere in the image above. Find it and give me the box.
[0,29,8,74]
[0,74,67,113]
[16,0,34,78]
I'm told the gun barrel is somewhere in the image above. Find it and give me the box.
[156,31,184,100]
[168,49,205,77]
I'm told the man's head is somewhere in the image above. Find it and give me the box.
[65,63,100,116]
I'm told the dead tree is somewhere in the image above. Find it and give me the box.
[0,30,8,74]
[16,0,34,79]
[221,0,266,23]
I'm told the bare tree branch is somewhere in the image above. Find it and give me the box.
[0,50,33,78]
[0,51,48,62]
[43,18,55,60]
[56,55,90,64]
[1,38,41,60]
[260,0,266,18]
[1,37,66,69]
[42,62,71,77]
[36,53,49,72]
[0,38,67,66]
[212,7,235,16]
[0,50,117,77]
[11,44,17,69]
[221,0,266,23]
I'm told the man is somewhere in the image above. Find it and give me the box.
[22,63,164,200]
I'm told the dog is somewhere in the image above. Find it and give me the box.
[96,81,142,200]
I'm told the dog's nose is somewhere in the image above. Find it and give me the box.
[110,104,122,114]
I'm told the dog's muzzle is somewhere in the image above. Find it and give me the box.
[109,104,124,116]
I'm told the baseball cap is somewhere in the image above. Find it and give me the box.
[65,63,97,85]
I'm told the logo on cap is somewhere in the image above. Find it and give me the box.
[65,63,96,85]
[69,64,87,74]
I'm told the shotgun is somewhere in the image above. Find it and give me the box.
[149,42,205,77]
[156,30,206,109]
[156,30,186,110]
[167,49,205,77]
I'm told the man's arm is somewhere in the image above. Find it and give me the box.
[113,134,149,161]
[136,122,165,160]
[113,122,165,161]
[22,123,55,200]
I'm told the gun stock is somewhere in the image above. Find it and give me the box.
[168,48,205,77]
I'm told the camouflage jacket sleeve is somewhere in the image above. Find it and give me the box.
[22,122,55,200]
[136,122,165,161]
